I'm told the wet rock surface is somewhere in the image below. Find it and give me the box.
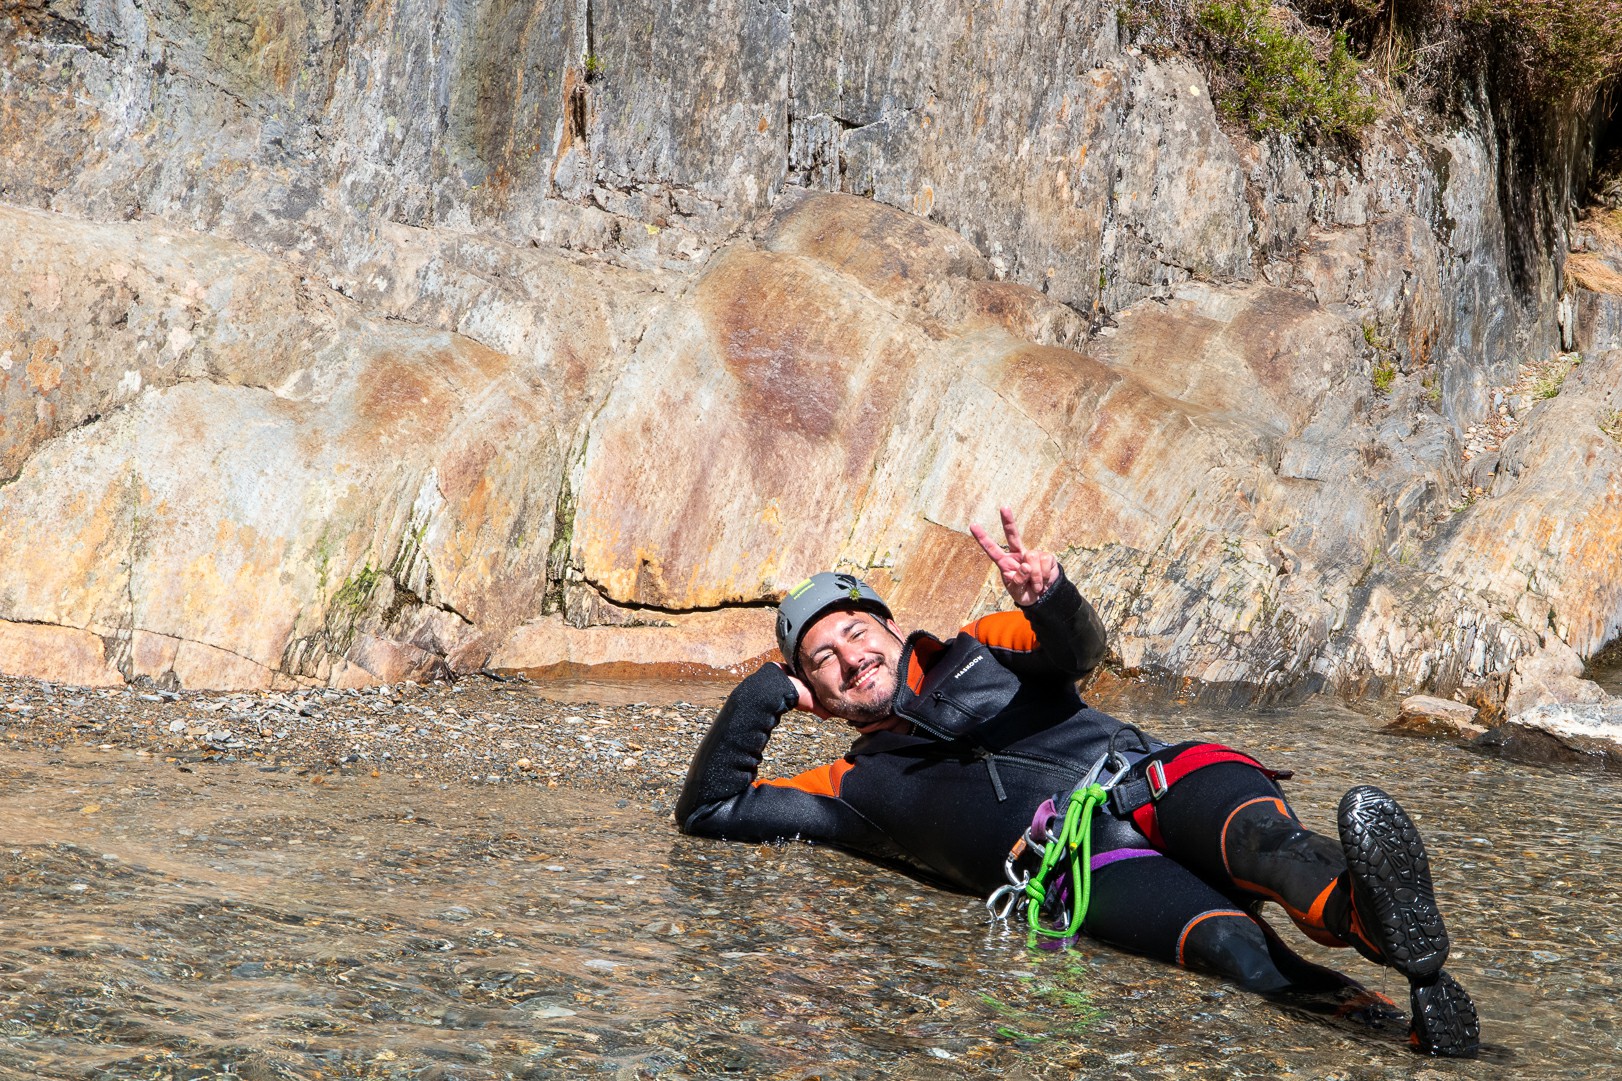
[1388,695,1487,741]
[1478,701,1622,773]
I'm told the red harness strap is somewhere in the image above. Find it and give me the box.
[1128,743,1282,848]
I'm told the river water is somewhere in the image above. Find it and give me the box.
[2,688,1618,1079]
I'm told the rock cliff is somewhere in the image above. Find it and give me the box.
[2,1,1619,719]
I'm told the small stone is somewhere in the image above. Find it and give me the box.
[1387,695,1486,740]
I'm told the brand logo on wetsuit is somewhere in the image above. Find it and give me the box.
[952,656,983,679]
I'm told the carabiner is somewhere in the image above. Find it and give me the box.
[1099,757,1133,791]
[985,880,1027,921]
[1075,750,1111,791]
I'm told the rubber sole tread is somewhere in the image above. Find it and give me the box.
[1409,969,1481,1057]
[1337,785,1449,979]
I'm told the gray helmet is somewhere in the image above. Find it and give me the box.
[775,571,893,675]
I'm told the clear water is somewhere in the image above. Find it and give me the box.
[1,691,1618,1079]
[1586,650,1622,697]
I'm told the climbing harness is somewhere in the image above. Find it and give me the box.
[984,729,1293,950]
[984,739,1138,947]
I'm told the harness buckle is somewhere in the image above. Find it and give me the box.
[1146,759,1169,800]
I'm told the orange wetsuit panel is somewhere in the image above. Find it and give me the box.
[755,758,854,799]
[961,610,1040,653]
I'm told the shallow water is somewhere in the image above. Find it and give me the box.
[1,691,1618,1079]
[1586,651,1622,697]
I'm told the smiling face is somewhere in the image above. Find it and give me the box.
[795,608,908,734]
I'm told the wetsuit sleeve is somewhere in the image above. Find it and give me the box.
[674,664,893,853]
[958,566,1106,679]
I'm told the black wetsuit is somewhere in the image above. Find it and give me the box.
[676,572,1378,992]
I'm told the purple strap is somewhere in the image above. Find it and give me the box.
[1089,847,1162,871]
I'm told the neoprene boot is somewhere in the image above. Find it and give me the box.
[1336,786,1481,1057]
[1221,796,1350,946]
[1222,787,1481,1056]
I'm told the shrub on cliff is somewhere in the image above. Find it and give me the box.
[1193,0,1378,138]
[1127,2,1622,140]
[1287,1,1622,107]
[1123,1,1381,141]
[1462,0,1622,103]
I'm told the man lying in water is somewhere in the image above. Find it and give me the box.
[675,509,1480,1056]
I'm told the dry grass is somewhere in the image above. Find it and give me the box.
[1530,352,1581,400]
[1566,253,1622,296]
[1583,207,1622,246]
[1465,0,1622,101]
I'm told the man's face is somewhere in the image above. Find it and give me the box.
[796,608,907,734]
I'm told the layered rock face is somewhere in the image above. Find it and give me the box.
[2,2,1619,711]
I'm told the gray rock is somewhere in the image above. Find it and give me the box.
[1476,700,1622,772]
[0,2,1609,709]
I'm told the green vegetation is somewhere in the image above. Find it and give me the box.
[1599,408,1622,443]
[1532,352,1580,400]
[583,53,606,80]
[1121,2,1622,144]
[1372,356,1397,394]
[332,562,381,618]
[1465,0,1622,101]
[320,560,384,654]
[1193,0,1377,139]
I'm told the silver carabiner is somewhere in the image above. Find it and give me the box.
[1099,756,1133,791]
[985,880,1028,922]
[1004,842,1036,886]
[1076,750,1112,791]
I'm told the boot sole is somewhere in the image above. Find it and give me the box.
[1338,785,1449,979]
[1410,969,1481,1057]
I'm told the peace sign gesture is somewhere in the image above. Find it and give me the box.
[970,506,1060,607]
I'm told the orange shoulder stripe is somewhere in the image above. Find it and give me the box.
[906,636,945,692]
[754,758,854,799]
[961,610,1039,652]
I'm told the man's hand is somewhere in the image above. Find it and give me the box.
[971,506,1060,607]
[780,665,832,719]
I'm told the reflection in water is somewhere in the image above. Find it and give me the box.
[0,692,1618,1078]
[1586,650,1622,698]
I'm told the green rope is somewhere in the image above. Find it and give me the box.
[1023,782,1107,943]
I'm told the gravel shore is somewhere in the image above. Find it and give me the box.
[0,672,855,818]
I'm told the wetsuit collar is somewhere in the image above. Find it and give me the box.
[892,630,948,702]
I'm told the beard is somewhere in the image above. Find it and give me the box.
[817,663,899,731]
[839,697,896,731]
